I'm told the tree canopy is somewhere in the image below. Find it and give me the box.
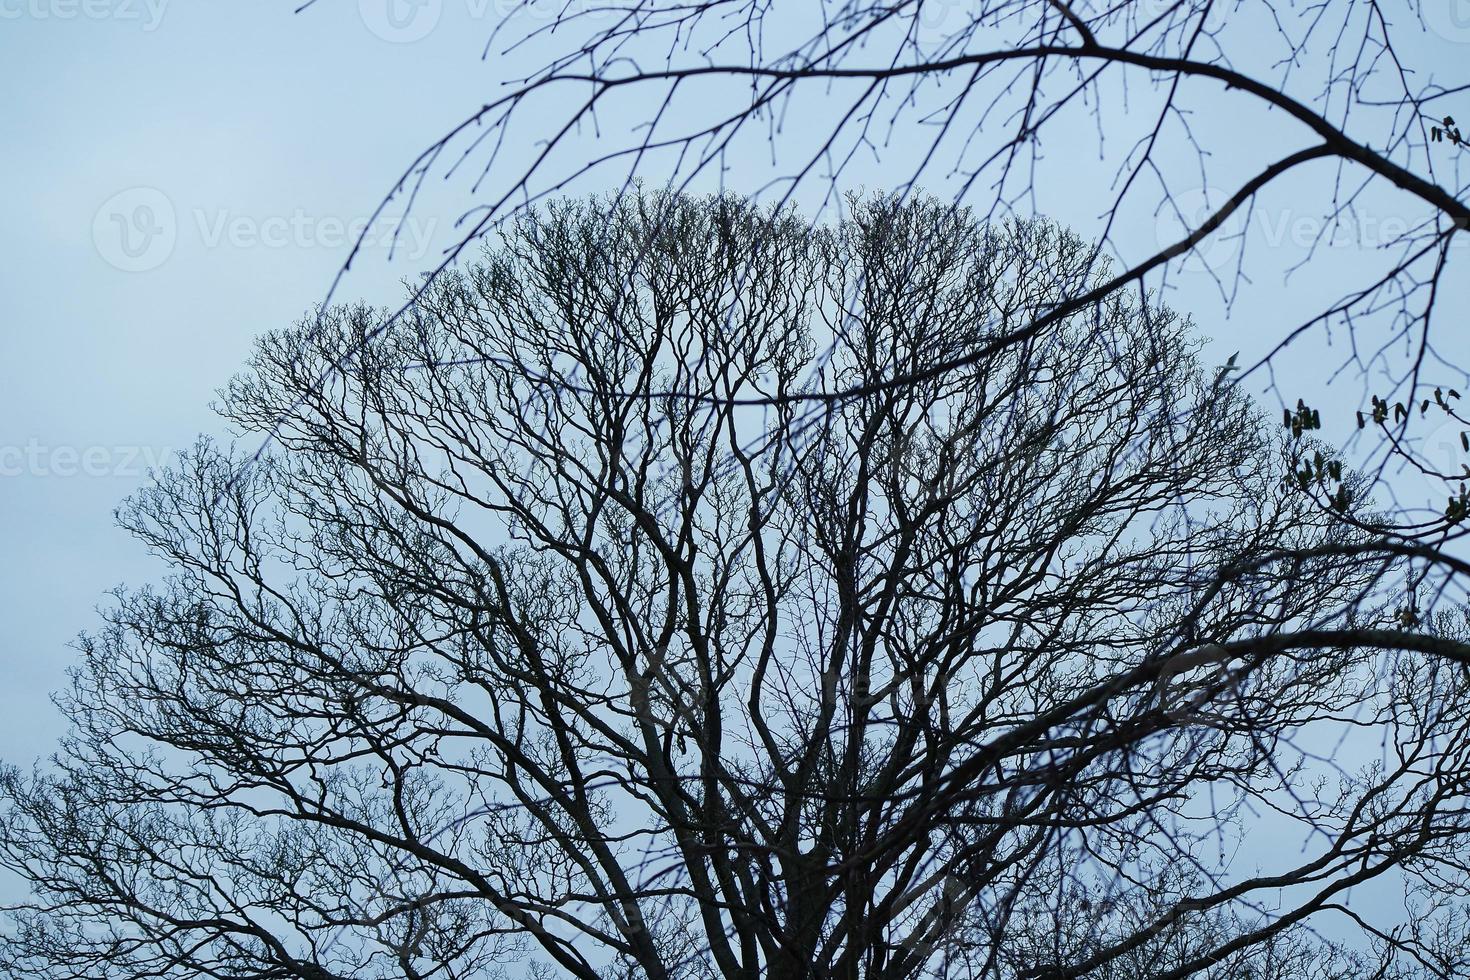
[6,193,1470,979]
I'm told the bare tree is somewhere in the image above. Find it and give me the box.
[304,0,1470,551]
[6,193,1470,979]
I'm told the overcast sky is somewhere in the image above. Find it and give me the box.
[3,0,1469,927]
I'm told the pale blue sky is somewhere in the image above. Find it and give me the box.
[0,3,510,760]
[2,0,1468,941]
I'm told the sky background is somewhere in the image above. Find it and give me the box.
[2,0,1469,938]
